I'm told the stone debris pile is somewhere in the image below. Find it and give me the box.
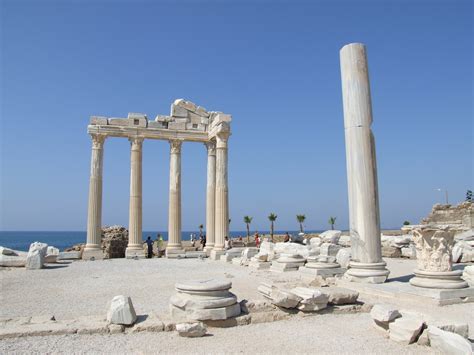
[170,279,241,321]
[0,242,60,269]
[370,303,472,352]
[258,282,359,312]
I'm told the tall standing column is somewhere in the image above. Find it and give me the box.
[125,136,144,258]
[83,133,106,260]
[204,141,216,254]
[340,43,390,283]
[210,132,230,260]
[166,139,185,257]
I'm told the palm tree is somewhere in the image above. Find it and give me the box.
[296,214,306,233]
[268,213,277,242]
[199,224,204,238]
[243,216,253,243]
[328,216,337,230]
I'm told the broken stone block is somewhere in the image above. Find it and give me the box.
[370,304,401,331]
[389,315,424,344]
[428,326,473,354]
[322,287,359,305]
[336,248,351,268]
[290,287,328,311]
[319,230,342,244]
[382,245,402,258]
[108,118,129,126]
[320,243,341,257]
[90,116,108,125]
[108,324,124,334]
[176,322,207,337]
[106,295,137,326]
[26,242,48,270]
[258,282,301,309]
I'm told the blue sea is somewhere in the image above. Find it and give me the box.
[0,230,321,251]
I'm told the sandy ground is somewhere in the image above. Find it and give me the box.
[1,257,472,354]
[0,313,433,354]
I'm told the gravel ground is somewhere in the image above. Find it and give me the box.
[0,313,433,354]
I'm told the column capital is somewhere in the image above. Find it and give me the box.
[204,140,216,156]
[169,139,183,154]
[129,136,144,149]
[90,133,106,149]
[216,132,230,149]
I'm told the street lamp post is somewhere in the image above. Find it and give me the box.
[436,188,449,204]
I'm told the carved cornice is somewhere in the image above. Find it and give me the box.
[204,141,216,155]
[169,139,183,154]
[90,133,106,149]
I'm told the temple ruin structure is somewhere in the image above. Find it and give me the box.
[82,99,231,260]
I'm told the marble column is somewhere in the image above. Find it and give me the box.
[210,132,230,260]
[340,43,390,283]
[125,136,145,258]
[166,139,185,257]
[83,133,106,260]
[204,141,216,254]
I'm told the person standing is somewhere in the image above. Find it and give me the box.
[145,236,153,258]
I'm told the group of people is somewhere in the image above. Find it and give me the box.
[190,233,207,249]
[144,234,164,259]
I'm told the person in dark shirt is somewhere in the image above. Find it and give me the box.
[145,236,153,258]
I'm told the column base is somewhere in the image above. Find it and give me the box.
[210,249,226,260]
[125,247,145,259]
[203,245,215,256]
[344,261,390,284]
[410,269,469,289]
[299,262,345,278]
[82,248,104,261]
[166,247,186,259]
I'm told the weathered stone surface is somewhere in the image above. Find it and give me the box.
[433,322,469,339]
[170,303,241,321]
[0,254,27,267]
[370,304,401,331]
[389,316,424,344]
[417,328,430,346]
[428,326,473,354]
[455,229,474,242]
[462,265,474,286]
[108,324,124,334]
[320,243,341,257]
[381,245,402,258]
[44,255,58,263]
[337,235,351,247]
[1,247,18,256]
[176,322,207,337]
[336,248,351,268]
[290,287,328,311]
[401,245,416,259]
[46,246,59,256]
[321,287,358,305]
[131,317,164,333]
[26,242,48,270]
[257,282,301,309]
[106,296,137,325]
[319,230,342,244]
[57,251,82,260]
[102,226,128,258]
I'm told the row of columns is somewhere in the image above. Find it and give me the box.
[82,133,230,260]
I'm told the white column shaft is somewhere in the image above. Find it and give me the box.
[167,140,183,254]
[340,43,389,283]
[204,142,216,250]
[214,135,229,250]
[126,137,144,256]
[85,134,105,251]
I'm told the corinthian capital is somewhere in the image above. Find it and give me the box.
[216,131,230,149]
[169,139,183,154]
[204,140,216,155]
[129,136,144,149]
[90,133,106,149]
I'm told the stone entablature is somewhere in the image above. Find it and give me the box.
[88,99,231,142]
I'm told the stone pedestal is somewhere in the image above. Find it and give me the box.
[83,133,106,260]
[249,259,271,270]
[410,227,468,289]
[299,260,345,278]
[210,249,226,261]
[166,140,185,257]
[125,137,145,259]
[219,248,244,262]
[340,43,389,283]
[170,279,241,321]
[270,254,306,272]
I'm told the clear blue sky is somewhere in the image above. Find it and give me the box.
[0,0,472,232]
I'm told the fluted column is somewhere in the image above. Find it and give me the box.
[166,139,185,257]
[210,132,230,260]
[204,141,216,254]
[125,136,144,258]
[83,133,106,260]
[340,43,389,283]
